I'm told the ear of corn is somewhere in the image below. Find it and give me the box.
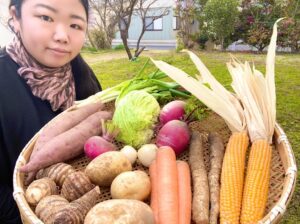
[241,140,272,224]
[220,132,249,224]
[227,19,282,223]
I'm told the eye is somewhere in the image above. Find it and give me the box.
[70,24,83,30]
[40,15,53,22]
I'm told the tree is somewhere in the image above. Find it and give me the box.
[277,0,300,52]
[203,0,240,50]
[175,0,198,48]
[234,0,282,52]
[109,0,139,60]
[133,0,169,58]
[89,0,119,49]
[279,18,300,52]
[247,23,272,51]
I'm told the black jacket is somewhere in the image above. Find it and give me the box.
[0,49,101,223]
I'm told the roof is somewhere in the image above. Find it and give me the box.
[141,0,175,8]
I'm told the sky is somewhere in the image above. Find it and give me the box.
[0,0,13,46]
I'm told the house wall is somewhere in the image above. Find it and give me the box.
[113,7,178,50]
[0,0,13,47]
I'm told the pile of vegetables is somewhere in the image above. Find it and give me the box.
[151,20,282,224]
[25,155,154,223]
[18,20,283,224]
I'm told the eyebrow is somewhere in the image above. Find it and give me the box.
[34,3,57,13]
[34,3,86,22]
[70,14,86,23]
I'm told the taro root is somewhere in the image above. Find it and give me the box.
[25,177,57,206]
[61,171,94,201]
[36,162,75,187]
[53,186,101,224]
[35,195,69,224]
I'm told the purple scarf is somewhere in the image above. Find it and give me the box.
[6,36,75,111]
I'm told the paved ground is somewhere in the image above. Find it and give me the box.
[83,49,174,64]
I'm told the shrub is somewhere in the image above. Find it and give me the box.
[89,29,110,49]
[113,44,125,50]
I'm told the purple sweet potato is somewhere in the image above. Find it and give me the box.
[33,102,104,156]
[20,110,112,173]
[25,102,104,183]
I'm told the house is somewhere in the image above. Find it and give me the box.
[0,0,13,47]
[112,0,198,50]
[0,23,13,47]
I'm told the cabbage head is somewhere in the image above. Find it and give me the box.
[113,90,160,148]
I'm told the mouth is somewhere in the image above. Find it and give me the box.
[48,48,70,55]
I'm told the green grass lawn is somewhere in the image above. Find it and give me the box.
[82,50,300,223]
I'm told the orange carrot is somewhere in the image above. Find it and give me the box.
[177,160,192,224]
[149,160,159,223]
[156,146,179,224]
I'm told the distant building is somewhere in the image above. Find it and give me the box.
[0,0,13,47]
[112,0,198,50]
[0,22,13,47]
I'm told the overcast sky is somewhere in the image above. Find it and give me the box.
[0,0,13,46]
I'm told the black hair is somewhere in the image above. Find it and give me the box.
[9,0,89,20]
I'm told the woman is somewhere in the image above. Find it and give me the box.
[0,0,104,222]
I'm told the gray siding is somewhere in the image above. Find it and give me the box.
[113,7,178,49]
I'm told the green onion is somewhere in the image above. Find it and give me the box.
[75,60,190,108]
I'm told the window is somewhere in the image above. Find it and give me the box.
[145,17,163,31]
[173,16,180,30]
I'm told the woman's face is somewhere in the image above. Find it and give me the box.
[10,0,87,67]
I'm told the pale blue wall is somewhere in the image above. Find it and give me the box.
[115,7,177,41]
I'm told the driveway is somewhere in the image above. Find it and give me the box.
[83,49,174,64]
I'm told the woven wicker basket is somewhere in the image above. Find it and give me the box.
[13,102,297,224]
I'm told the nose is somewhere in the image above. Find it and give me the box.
[53,24,69,44]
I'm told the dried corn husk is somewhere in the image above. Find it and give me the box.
[151,53,246,133]
[227,18,283,143]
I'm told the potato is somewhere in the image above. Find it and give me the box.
[85,151,132,186]
[111,170,150,201]
[84,199,155,224]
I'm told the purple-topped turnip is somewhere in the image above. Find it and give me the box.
[84,119,119,159]
[159,100,186,125]
[156,119,190,155]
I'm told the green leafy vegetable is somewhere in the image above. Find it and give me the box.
[75,60,190,108]
[185,96,210,122]
[113,90,160,148]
